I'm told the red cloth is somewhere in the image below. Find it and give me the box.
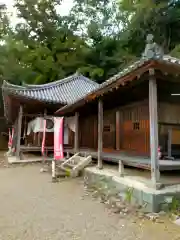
[54,117,64,160]
[41,119,46,155]
[8,128,14,147]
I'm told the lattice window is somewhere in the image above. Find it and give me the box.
[103,125,111,132]
[133,122,140,130]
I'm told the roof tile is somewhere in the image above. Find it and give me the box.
[55,55,180,115]
[2,74,99,105]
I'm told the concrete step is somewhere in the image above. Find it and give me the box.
[64,162,75,168]
[59,154,92,177]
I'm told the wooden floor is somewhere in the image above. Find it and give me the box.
[64,148,180,171]
[20,145,180,171]
[20,145,53,152]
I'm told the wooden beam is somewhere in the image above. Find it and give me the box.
[16,105,23,158]
[85,63,156,102]
[98,99,103,169]
[23,113,55,117]
[154,61,180,76]
[74,112,79,153]
[116,111,120,150]
[23,114,44,117]
[149,69,160,186]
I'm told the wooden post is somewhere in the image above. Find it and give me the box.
[16,105,23,159]
[98,99,103,169]
[74,112,79,153]
[168,128,172,157]
[38,132,41,146]
[42,109,47,163]
[67,152,70,159]
[149,69,160,187]
[52,159,56,182]
[118,160,124,177]
[116,111,120,150]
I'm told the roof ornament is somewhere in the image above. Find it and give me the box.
[142,34,164,59]
[75,70,80,76]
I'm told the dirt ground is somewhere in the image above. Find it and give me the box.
[0,164,179,240]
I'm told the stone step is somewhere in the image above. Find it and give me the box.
[64,162,75,168]
[59,154,92,177]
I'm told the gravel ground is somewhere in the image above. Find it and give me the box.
[0,165,179,240]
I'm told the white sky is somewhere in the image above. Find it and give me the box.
[0,0,74,24]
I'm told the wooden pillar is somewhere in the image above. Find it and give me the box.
[116,111,120,150]
[98,99,103,169]
[149,69,160,186]
[16,105,23,158]
[168,128,172,157]
[74,112,79,153]
[118,160,124,177]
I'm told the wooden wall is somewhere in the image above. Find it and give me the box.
[158,102,180,153]
[68,129,74,148]
[158,102,180,124]
[65,93,180,157]
[0,118,8,150]
[78,100,150,156]
[79,114,97,149]
[103,110,116,150]
[117,101,150,155]
[24,132,54,147]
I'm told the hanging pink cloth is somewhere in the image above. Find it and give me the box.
[8,128,14,148]
[41,119,46,155]
[54,117,64,160]
[158,146,162,159]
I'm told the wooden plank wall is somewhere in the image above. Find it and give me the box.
[103,110,116,150]
[158,102,180,124]
[77,100,150,156]
[118,101,150,155]
[77,100,150,155]
[79,114,97,149]
[68,129,74,148]
[24,132,54,147]
[0,118,8,150]
[66,101,180,156]
[158,102,180,153]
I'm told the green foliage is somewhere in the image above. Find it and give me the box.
[170,44,180,58]
[125,187,134,203]
[168,196,180,215]
[119,0,180,54]
[1,0,180,86]
[0,4,10,38]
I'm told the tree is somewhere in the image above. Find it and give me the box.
[0,4,10,38]
[0,37,34,84]
[2,0,180,87]
[69,0,136,83]
[118,0,180,55]
[8,0,88,84]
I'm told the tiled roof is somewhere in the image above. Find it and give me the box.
[100,55,180,88]
[55,54,180,115]
[2,74,99,105]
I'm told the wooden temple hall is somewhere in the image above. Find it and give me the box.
[2,74,99,158]
[3,34,180,188]
[55,35,180,188]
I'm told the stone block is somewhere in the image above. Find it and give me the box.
[142,192,154,204]
[174,218,180,226]
[84,168,180,213]
[142,201,153,213]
